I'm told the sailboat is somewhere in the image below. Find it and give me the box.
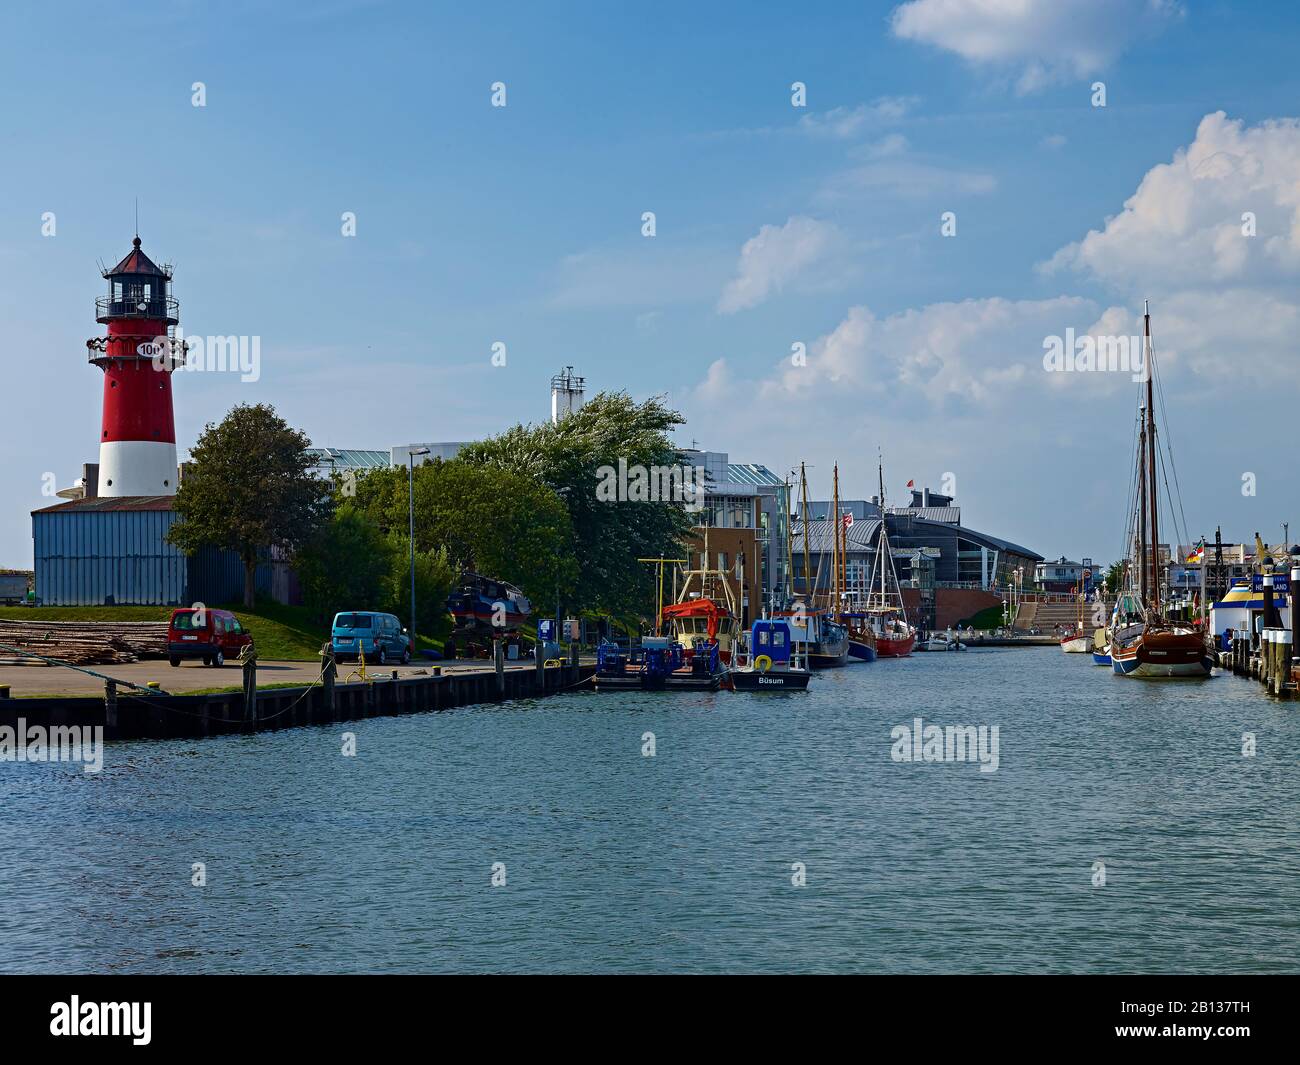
[780,462,849,667]
[1110,303,1213,678]
[1059,591,1092,653]
[860,461,916,657]
[829,463,877,662]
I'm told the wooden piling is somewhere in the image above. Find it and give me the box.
[494,637,505,696]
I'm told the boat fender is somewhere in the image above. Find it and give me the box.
[754,655,773,673]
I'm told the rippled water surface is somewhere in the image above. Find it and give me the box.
[2,648,1298,973]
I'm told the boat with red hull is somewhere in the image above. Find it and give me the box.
[1111,303,1211,679]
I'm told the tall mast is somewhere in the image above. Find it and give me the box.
[1144,301,1161,614]
[784,478,794,603]
[832,463,841,609]
[1138,413,1148,606]
[800,462,812,602]
[877,461,887,603]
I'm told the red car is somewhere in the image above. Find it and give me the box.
[167,607,253,667]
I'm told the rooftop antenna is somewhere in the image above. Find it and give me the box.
[134,197,139,239]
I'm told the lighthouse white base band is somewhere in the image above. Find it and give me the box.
[98,440,179,497]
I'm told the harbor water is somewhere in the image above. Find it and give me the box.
[2,648,1297,974]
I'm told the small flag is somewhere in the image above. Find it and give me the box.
[842,512,853,530]
[906,479,914,488]
[1186,545,1204,563]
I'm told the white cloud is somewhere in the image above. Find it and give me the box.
[890,0,1181,93]
[819,157,996,200]
[797,96,918,139]
[717,216,842,314]
[759,295,1095,407]
[1043,111,1300,287]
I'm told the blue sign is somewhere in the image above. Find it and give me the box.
[1251,574,1291,594]
[537,619,556,642]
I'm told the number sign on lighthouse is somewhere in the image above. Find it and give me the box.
[86,236,181,497]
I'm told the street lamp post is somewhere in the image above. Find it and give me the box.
[408,447,430,653]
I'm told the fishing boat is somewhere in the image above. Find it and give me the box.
[730,618,812,690]
[1110,303,1213,679]
[861,460,916,657]
[661,529,743,664]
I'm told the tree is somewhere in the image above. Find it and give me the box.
[167,404,328,607]
[296,503,391,623]
[381,535,458,640]
[1104,560,1126,598]
[350,458,577,609]
[455,392,694,618]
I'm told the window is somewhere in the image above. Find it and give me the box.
[773,632,785,647]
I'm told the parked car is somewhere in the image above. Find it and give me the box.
[167,607,253,667]
[331,611,411,665]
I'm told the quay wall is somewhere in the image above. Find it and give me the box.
[0,662,595,741]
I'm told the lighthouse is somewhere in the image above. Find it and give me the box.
[86,236,181,497]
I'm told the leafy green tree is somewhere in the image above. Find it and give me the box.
[296,503,391,623]
[167,404,328,607]
[381,535,458,640]
[1104,560,1126,597]
[351,458,577,609]
[456,392,694,617]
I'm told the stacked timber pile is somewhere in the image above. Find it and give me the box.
[0,620,169,666]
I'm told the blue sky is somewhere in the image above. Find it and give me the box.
[3,0,1300,567]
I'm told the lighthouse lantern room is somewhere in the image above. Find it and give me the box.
[86,236,181,497]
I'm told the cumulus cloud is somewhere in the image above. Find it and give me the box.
[717,216,842,314]
[890,0,1181,93]
[760,295,1096,407]
[1043,111,1300,286]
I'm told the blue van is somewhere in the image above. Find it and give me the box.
[331,611,411,665]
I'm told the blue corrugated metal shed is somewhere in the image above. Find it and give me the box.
[33,502,186,606]
[31,496,270,606]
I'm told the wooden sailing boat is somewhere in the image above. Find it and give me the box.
[1110,303,1213,678]
[862,460,916,657]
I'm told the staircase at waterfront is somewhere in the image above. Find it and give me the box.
[1031,601,1111,632]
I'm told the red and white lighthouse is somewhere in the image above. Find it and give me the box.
[86,236,180,497]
